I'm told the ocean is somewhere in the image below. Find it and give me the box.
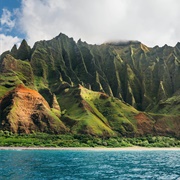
[0,149,180,180]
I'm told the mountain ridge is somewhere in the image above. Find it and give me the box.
[0,33,179,137]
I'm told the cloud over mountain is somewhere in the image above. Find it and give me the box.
[1,0,180,54]
[19,0,180,47]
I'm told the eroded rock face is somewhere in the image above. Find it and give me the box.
[0,84,67,134]
[27,34,180,111]
[0,33,179,137]
[52,94,61,111]
[135,113,180,137]
[135,113,154,135]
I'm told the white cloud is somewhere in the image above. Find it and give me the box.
[13,0,180,47]
[0,9,16,32]
[0,34,21,54]
[20,0,129,46]
[0,8,22,54]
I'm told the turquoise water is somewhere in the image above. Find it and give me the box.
[0,150,180,180]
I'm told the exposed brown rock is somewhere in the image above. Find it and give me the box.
[99,93,109,99]
[135,113,154,135]
[135,113,180,137]
[0,84,67,134]
[152,115,180,137]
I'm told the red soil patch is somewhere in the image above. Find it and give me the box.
[135,113,154,135]
[15,84,40,96]
[1,83,68,134]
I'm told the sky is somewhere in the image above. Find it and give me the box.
[1,0,180,54]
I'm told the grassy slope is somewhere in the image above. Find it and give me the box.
[150,95,180,115]
[0,55,34,99]
[57,85,139,137]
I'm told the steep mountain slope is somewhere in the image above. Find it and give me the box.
[0,84,67,134]
[58,85,138,137]
[22,33,179,111]
[0,54,34,97]
[0,33,179,137]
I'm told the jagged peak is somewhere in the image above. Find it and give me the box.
[19,39,29,48]
[175,42,180,48]
[16,39,31,60]
[55,33,74,41]
[56,32,68,38]
[77,38,89,45]
[162,44,172,49]
[153,45,160,49]
[10,44,18,58]
[77,38,82,43]
[11,44,17,52]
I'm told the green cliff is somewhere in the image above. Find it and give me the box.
[0,33,179,137]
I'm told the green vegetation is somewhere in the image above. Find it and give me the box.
[57,86,139,137]
[0,33,179,141]
[0,55,34,99]
[0,131,179,148]
[151,95,180,115]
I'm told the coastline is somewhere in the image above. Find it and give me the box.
[0,146,180,151]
